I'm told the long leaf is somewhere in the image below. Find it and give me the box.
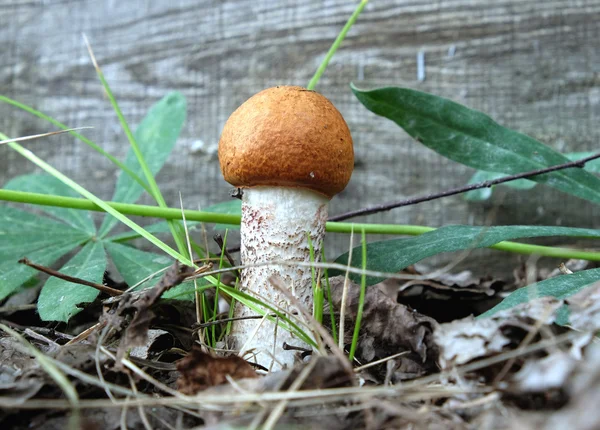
[334,225,600,286]
[37,241,106,322]
[351,85,600,205]
[98,92,187,237]
[4,174,95,235]
[478,268,600,321]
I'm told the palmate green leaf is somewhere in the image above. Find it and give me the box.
[37,241,106,322]
[7,141,193,266]
[103,241,202,299]
[98,92,187,237]
[205,199,241,230]
[478,268,600,323]
[104,241,172,291]
[4,174,96,235]
[334,225,600,286]
[465,152,600,201]
[351,85,600,205]
[0,206,90,300]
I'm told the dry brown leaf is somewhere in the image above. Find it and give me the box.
[326,276,439,378]
[435,297,562,370]
[195,356,354,429]
[376,266,505,323]
[564,281,600,332]
[99,261,193,364]
[176,347,258,394]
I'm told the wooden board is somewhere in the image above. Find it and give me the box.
[1,0,599,272]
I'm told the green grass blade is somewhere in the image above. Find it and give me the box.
[0,94,150,194]
[218,284,316,347]
[96,92,187,238]
[107,220,200,242]
[322,252,338,345]
[212,230,229,345]
[307,0,369,90]
[87,47,187,254]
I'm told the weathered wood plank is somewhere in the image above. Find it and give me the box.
[1,0,599,271]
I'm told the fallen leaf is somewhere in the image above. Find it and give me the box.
[326,276,439,378]
[99,261,194,364]
[435,297,562,369]
[176,347,258,394]
[565,281,600,332]
[197,356,353,428]
[376,265,505,322]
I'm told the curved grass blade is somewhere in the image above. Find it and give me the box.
[334,225,600,286]
[0,95,150,194]
[37,241,106,322]
[351,85,600,205]
[217,284,316,348]
[4,174,95,235]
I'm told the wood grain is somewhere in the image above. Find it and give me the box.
[1,0,599,274]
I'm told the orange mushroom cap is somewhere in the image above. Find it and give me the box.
[218,86,354,199]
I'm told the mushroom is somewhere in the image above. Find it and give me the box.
[218,85,354,370]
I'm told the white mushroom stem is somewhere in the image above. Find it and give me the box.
[231,186,329,370]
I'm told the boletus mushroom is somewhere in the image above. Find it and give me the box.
[218,85,354,370]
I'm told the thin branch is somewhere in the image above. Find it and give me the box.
[330,151,600,221]
[19,258,123,296]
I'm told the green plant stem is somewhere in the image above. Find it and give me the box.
[1,189,600,262]
[307,0,368,90]
[0,95,152,195]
